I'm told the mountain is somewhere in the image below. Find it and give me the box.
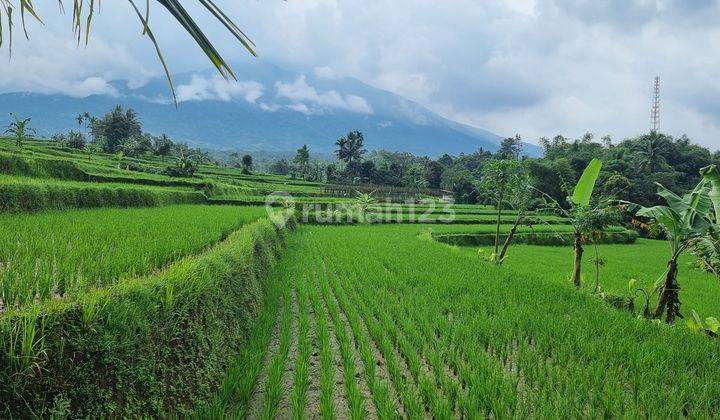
[0,61,542,157]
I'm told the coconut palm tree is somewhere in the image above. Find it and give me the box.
[335,131,366,165]
[0,1,256,103]
[633,132,671,172]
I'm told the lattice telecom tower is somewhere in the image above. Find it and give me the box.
[650,76,660,132]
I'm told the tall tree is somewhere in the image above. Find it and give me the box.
[633,132,671,172]
[336,130,366,182]
[241,154,253,173]
[335,130,366,165]
[269,159,291,176]
[441,166,478,203]
[91,106,142,153]
[426,161,444,189]
[495,163,535,264]
[294,144,311,178]
[153,134,174,156]
[496,134,523,160]
[479,159,528,260]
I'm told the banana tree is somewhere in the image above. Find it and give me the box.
[694,165,720,274]
[567,159,604,287]
[537,158,607,287]
[354,191,377,222]
[634,180,715,323]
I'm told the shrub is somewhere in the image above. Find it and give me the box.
[164,155,198,177]
[433,230,638,247]
[64,131,87,150]
[0,182,208,213]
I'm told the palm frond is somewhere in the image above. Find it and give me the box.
[0,0,256,104]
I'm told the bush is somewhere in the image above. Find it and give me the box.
[0,153,89,180]
[164,156,198,178]
[433,230,638,247]
[0,182,209,213]
[64,131,87,150]
[0,216,295,417]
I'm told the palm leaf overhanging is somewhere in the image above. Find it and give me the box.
[0,0,256,104]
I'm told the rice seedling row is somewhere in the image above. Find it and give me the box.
[260,285,294,420]
[214,224,720,418]
[291,273,311,419]
[321,270,396,419]
[307,270,342,419]
[195,262,286,418]
[316,271,367,419]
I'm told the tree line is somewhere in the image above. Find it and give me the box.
[263,130,719,207]
[48,106,208,177]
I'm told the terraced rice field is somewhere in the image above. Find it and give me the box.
[204,225,720,418]
[2,139,719,418]
[0,204,266,306]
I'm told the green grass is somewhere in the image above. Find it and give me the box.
[262,285,293,419]
[464,238,720,319]
[0,204,266,306]
[0,174,194,192]
[206,224,720,418]
[291,272,311,419]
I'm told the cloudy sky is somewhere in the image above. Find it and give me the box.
[1,0,719,148]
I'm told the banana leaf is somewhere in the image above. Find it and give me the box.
[571,158,602,207]
[700,164,720,224]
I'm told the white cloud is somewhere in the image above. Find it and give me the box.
[2,0,720,149]
[0,35,151,97]
[288,103,312,114]
[377,121,393,129]
[397,99,433,126]
[68,77,119,97]
[176,75,264,103]
[258,102,281,112]
[376,71,435,104]
[313,66,337,79]
[275,75,373,114]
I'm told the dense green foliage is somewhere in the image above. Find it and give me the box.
[263,129,720,207]
[1,110,719,418]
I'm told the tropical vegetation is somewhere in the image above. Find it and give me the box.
[1,116,720,417]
